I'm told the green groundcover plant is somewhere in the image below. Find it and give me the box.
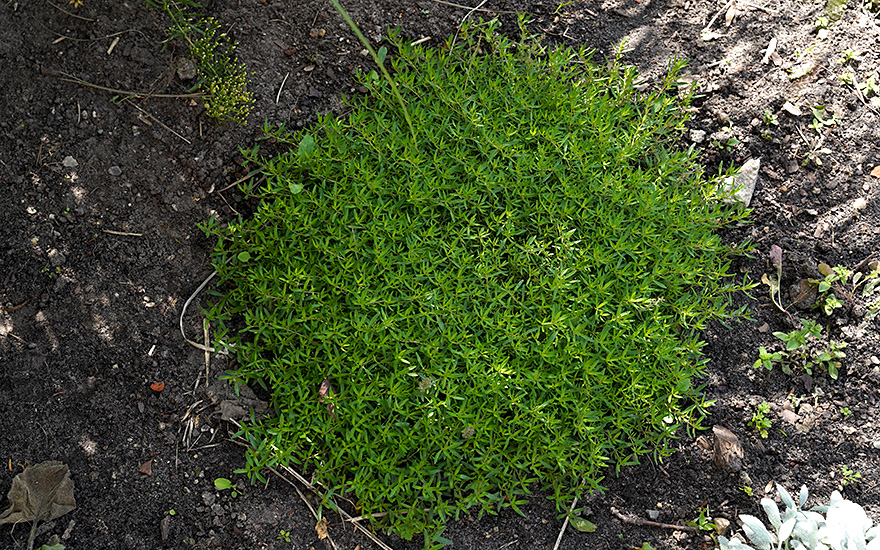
[203,19,751,545]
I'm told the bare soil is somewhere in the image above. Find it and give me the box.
[2,0,880,549]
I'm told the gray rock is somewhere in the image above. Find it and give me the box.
[690,129,707,143]
[62,156,78,168]
[108,166,122,176]
[722,158,760,207]
[177,59,198,81]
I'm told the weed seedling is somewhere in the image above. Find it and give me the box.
[762,110,779,126]
[213,477,241,497]
[840,407,852,416]
[750,402,772,438]
[277,529,291,542]
[840,465,862,486]
[740,486,753,496]
[686,506,717,533]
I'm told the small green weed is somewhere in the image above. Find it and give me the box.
[808,105,839,134]
[839,49,862,64]
[712,135,740,151]
[204,19,752,543]
[812,261,880,315]
[686,506,717,532]
[762,110,779,126]
[740,486,753,496]
[840,465,862,486]
[277,529,291,543]
[147,0,253,124]
[753,319,846,379]
[213,477,241,497]
[840,407,852,416]
[750,402,772,438]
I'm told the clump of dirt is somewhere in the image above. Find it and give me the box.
[1,0,879,549]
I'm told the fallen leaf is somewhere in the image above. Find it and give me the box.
[319,379,336,419]
[139,460,153,476]
[870,165,880,178]
[0,461,76,526]
[569,516,597,532]
[724,1,737,26]
[761,37,777,64]
[315,517,329,539]
[150,381,165,392]
[782,101,802,116]
[818,262,833,276]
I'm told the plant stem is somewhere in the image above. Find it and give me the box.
[328,0,417,147]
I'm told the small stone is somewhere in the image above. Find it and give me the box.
[62,156,78,168]
[871,356,880,365]
[48,249,66,267]
[785,159,799,174]
[647,510,660,520]
[714,517,731,536]
[690,129,706,143]
[108,166,122,176]
[757,323,770,333]
[872,441,880,449]
[722,158,760,207]
[177,59,197,80]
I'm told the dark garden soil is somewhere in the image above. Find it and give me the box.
[2,0,880,548]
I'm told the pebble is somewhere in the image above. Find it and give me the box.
[62,156,78,168]
[690,129,706,143]
[108,166,122,176]
[647,510,660,520]
[785,159,799,174]
[873,441,880,449]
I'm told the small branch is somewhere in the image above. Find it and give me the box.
[552,491,581,550]
[48,1,95,21]
[610,507,699,533]
[47,70,203,99]
[130,103,192,144]
[701,0,736,34]
[103,229,143,237]
[431,0,519,13]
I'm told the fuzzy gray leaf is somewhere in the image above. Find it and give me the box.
[741,514,774,550]
[762,498,781,530]
[777,483,796,512]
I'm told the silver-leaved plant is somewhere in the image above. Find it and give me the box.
[719,483,880,550]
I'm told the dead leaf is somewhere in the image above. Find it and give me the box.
[315,517,329,539]
[818,262,833,276]
[139,460,153,476]
[319,379,336,419]
[0,461,76,525]
[782,101,802,117]
[724,1,737,26]
[761,37,777,64]
[870,165,880,179]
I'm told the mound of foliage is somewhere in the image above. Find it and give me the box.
[203,20,750,545]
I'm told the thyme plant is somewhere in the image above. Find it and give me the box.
[204,20,751,545]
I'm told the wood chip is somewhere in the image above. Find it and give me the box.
[712,426,743,472]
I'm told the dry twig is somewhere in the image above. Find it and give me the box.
[610,507,699,533]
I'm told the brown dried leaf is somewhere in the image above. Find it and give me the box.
[139,459,153,476]
[319,379,336,419]
[0,461,77,525]
[818,262,834,276]
[315,517,329,540]
[871,165,880,179]
[724,2,738,26]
